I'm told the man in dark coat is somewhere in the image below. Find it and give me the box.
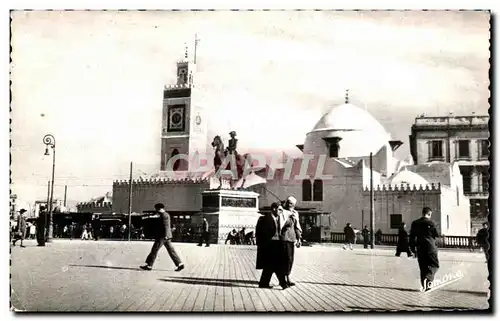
[197,218,210,247]
[361,225,370,249]
[343,223,355,250]
[255,202,288,290]
[12,209,28,247]
[36,206,47,247]
[395,222,412,257]
[91,215,101,241]
[476,222,489,262]
[281,196,302,287]
[375,229,383,245]
[409,207,440,292]
[140,203,185,272]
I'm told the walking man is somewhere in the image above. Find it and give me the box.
[140,203,185,272]
[36,206,47,247]
[395,222,412,257]
[343,223,355,250]
[361,225,370,249]
[409,207,440,292]
[476,222,489,262]
[255,202,288,290]
[12,209,28,247]
[197,218,210,247]
[281,196,302,287]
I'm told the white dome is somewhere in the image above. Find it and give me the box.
[390,170,429,186]
[303,103,391,157]
[312,103,388,134]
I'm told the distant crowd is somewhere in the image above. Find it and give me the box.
[224,227,255,245]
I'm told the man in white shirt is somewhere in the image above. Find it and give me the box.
[281,196,302,286]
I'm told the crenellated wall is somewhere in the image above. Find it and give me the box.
[363,182,442,192]
[362,183,442,234]
[164,84,191,90]
[77,201,113,214]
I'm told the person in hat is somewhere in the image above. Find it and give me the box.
[12,209,28,247]
[227,131,238,155]
[36,206,47,246]
[140,203,185,272]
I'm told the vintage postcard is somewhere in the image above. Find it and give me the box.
[9,10,491,312]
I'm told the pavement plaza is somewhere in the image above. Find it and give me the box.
[10,240,490,312]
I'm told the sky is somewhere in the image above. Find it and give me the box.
[10,10,490,204]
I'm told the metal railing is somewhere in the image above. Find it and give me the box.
[330,232,480,249]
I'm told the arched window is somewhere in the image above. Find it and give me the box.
[171,149,181,171]
[302,179,312,201]
[329,143,339,158]
[313,179,323,201]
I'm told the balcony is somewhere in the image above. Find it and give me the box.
[414,115,489,127]
[464,187,489,198]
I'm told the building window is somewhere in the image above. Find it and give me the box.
[457,140,470,159]
[390,214,403,229]
[481,172,489,193]
[470,199,488,218]
[480,140,489,158]
[446,215,450,230]
[302,180,312,201]
[462,170,472,194]
[313,179,323,202]
[430,140,443,159]
[329,143,339,158]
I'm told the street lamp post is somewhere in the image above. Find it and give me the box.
[43,134,56,242]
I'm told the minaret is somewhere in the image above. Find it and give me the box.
[160,36,207,172]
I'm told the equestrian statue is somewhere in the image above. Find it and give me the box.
[211,131,249,189]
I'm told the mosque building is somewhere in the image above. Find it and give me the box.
[112,42,471,241]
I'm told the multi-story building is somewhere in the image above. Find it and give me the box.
[409,114,490,228]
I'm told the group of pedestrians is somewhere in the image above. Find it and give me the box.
[255,196,302,290]
[93,197,487,294]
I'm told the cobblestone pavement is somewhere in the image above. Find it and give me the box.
[10,240,490,312]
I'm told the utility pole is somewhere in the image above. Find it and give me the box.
[128,162,133,241]
[46,181,51,211]
[193,33,199,64]
[370,152,375,249]
[447,114,451,162]
[63,185,68,207]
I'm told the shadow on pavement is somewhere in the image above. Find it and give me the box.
[300,281,419,293]
[403,304,475,310]
[353,252,483,263]
[68,264,170,272]
[347,306,394,312]
[159,276,258,288]
[441,289,489,297]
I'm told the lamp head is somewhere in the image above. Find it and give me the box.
[44,147,50,156]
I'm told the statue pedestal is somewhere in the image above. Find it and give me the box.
[194,189,260,244]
